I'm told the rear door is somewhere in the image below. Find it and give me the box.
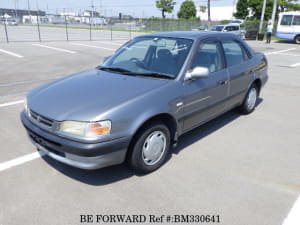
[182,39,229,132]
[221,38,255,108]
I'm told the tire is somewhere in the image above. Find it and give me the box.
[239,84,259,114]
[128,122,171,174]
[295,35,300,44]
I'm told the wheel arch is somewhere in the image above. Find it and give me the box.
[126,113,178,160]
[253,78,262,94]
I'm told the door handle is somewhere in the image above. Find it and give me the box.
[217,80,228,85]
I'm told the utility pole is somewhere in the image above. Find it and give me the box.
[14,0,18,19]
[259,0,267,34]
[91,0,94,27]
[36,0,41,42]
[271,0,278,27]
[99,0,102,16]
[27,0,32,24]
[232,0,236,20]
[207,0,211,28]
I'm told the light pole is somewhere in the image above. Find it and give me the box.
[27,0,32,24]
[259,0,267,34]
[207,0,211,27]
[271,0,278,27]
[91,0,94,27]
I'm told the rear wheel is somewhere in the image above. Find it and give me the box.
[295,35,300,44]
[128,122,171,174]
[239,84,259,114]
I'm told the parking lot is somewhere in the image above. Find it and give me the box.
[0,31,300,225]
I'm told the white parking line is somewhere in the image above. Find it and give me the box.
[71,43,116,51]
[0,152,44,172]
[0,77,59,87]
[289,62,300,68]
[276,53,300,57]
[265,48,296,55]
[282,195,300,225]
[0,48,24,58]
[32,44,76,54]
[0,91,28,99]
[0,100,24,108]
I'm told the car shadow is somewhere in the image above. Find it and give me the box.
[41,155,135,186]
[171,97,263,155]
[41,98,263,186]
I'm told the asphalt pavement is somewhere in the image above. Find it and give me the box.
[0,33,299,225]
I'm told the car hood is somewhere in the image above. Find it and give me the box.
[28,69,169,121]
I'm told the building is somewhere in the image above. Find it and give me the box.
[197,6,236,21]
[0,8,45,24]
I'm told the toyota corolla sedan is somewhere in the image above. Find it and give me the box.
[21,32,268,173]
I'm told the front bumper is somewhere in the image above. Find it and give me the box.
[21,111,130,169]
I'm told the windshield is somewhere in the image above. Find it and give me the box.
[101,37,193,79]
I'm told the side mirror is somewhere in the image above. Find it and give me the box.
[185,67,210,80]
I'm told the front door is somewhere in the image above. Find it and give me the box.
[182,39,229,132]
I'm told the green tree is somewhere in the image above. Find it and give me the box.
[232,0,300,22]
[248,0,273,20]
[156,0,176,18]
[279,0,300,12]
[199,5,207,13]
[234,0,249,19]
[177,0,197,19]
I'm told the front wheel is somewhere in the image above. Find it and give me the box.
[128,122,171,174]
[239,84,259,114]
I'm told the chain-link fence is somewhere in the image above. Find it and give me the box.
[0,14,202,43]
[0,13,278,43]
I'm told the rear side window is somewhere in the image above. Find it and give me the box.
[281,15,293,25]
[222,40,248,67]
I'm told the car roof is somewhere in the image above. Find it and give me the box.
[138,31,237,40]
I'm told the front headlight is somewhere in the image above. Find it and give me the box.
[60,120,111,139]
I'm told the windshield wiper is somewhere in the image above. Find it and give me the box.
[137,72,174,79]
[97,66,135,74]
[98,67,174,79]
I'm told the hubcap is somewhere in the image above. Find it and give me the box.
[142,131,166,166]
[246,88,257,110]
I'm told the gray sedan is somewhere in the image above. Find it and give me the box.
[21,32,268,173]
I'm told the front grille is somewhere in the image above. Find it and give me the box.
[29,110,54,128]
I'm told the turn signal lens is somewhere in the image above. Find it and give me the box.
[86,121,111,138]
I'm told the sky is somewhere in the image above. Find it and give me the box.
[1,0,236,17]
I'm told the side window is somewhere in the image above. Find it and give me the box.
[224,26,233,31]
[281,15,293,25]
[222,40,248,67]
[192,41,224,73]
[292,16,300,25]
[232,26,239,31]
